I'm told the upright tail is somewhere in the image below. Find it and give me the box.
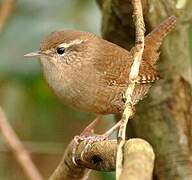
[143,16,177,65]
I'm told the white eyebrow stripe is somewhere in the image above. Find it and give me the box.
[58,39,85,48]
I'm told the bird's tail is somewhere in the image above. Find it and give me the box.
[143,16,177,65]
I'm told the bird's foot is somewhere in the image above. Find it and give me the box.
[72,116,105,165]
[72,133,108,165]
[71,116,121,165]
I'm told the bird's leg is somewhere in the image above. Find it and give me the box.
[78,120,122,163]
[103,120,121,137]
[72,115,102,165]
[72,116,121,165]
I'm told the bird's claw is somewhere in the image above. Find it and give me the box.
[71,116,101,165]
[72,133,108,166]
[71,115,121,166]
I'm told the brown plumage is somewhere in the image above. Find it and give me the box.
[26,16,176,114]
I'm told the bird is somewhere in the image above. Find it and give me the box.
[24,16,176,162]
[24,16,176,115]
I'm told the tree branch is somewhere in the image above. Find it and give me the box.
[0,107,43,180]
[49,139,154,180]
[0,0,14,32]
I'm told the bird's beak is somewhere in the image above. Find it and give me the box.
[24,51,41,58]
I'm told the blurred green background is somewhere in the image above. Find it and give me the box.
[0,0,115,179]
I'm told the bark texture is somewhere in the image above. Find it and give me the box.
[49,139,155,180]
[97,0,192,179]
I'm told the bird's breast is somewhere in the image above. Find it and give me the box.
[40,57,125,114]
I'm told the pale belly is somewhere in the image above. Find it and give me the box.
[46,72,125,114]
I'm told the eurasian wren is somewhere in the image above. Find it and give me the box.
[24,16,176,115]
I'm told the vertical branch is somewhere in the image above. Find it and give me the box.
[0,107,44,180]
[116,0,145,179]
[0,0,14,32]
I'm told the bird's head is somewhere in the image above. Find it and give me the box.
[24,30,97,67]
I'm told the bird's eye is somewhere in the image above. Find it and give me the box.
[56,47,65,55]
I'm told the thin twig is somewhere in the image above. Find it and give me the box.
[116,0,145,179]
[0,0,14,32]
[0,107,44,180]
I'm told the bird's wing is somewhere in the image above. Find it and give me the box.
[93,39,159,87]
[93,16,176,85]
